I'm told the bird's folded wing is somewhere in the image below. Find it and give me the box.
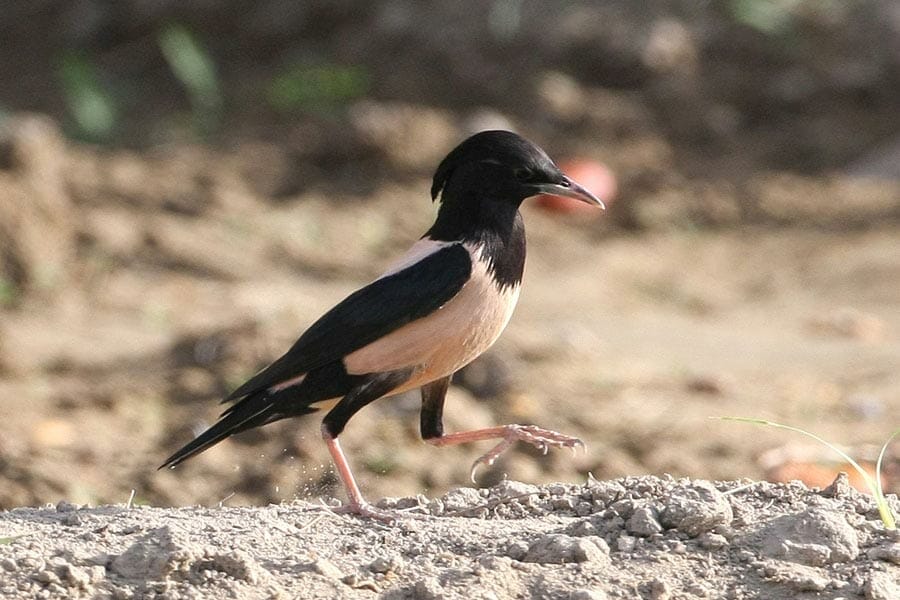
[224,243,472,401]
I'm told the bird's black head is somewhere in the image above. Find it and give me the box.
[427,131,602,243]
[426,131,604,286]
[431,130,604,210]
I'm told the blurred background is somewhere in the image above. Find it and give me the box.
[1,0,899,509]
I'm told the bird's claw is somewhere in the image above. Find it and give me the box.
[468,425,585,482]
[470,442,507,482]
[322,500,428,525]
[327,500,428,523]
[470,461,481,484]
[329,501,396,524]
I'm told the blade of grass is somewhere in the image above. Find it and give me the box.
[875,427,900,503]
[158,24,221,135]
[57,52,117,141]
[727,0,801,35]
[719,417,879,491]
[717,417,896,530]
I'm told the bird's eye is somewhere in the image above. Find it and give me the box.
[514,168,533,181]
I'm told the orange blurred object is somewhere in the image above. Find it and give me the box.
[536,158,617,214]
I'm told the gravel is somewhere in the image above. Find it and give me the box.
[1,475,898,599]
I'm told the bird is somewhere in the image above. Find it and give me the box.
[160,130,605,520]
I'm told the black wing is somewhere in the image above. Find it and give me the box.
[225,243,472,401]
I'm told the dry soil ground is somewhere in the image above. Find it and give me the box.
[2,475,899,599]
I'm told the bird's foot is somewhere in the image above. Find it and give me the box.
[470,425,585,482]
[331,501,399,523]
[326,500,430,524]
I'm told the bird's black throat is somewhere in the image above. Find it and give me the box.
[426,193,526,290]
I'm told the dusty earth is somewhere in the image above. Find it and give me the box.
[2,2,900,597]
[2,475,899,599]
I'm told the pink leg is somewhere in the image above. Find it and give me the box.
[426,424,585,482]
[321,424,426,523]
[322,424,367,511]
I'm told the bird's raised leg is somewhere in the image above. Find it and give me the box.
[420,376,585,482]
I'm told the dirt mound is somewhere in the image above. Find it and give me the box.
[1,476,898,599]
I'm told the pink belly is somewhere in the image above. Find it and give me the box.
[343,261,520,392]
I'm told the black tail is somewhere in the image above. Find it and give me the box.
[160,362,359,470]
[159,390,313,470]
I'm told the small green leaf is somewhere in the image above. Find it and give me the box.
[58,52,117,141]
[158,24,222,135]
[727,0,800,35]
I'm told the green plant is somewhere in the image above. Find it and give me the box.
[267,63,369,113]
[57,52,117,141]
[726,0,853,35]
[719,417,898,530]
[158,24,222,136]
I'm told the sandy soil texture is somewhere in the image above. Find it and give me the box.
[2,475,899,599]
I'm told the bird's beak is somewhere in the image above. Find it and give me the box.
[531,177,606,209]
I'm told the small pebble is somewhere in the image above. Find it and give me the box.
[616,536,637,553]
[33,570,60,585]
[660,481,732,536]
[312,558,343,580]
[575,501,593,516]
[867,543,900,565]
[414,576,444,600]
[506,541,529,561]
[369,555,399,574]
[648,578,671,600]
[524,534,607,564]
[866,571,900,600]
[697,532,728,550]
[567,520,598,537]
[60,564,91,588]
[627,507,664,537]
